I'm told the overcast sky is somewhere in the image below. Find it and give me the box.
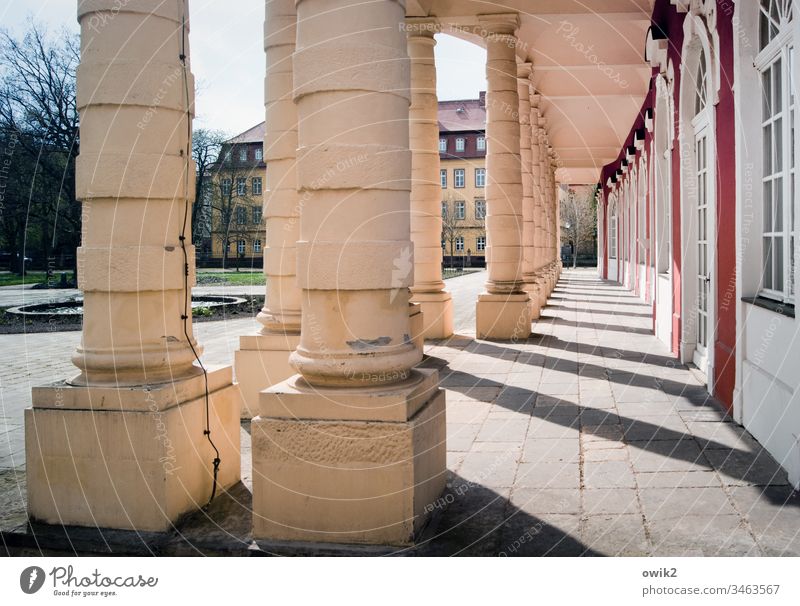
[1,0,487,137]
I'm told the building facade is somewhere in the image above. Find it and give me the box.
[439,95,487,266]
[598,0,800,488]
[205,123,267,267]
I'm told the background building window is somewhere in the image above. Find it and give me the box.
[456,200,465,220]
[221,178,231,196]
[440,169,447,189]
[476,136,486,151]
[236,206,247,225]
[255,147,263,161]
[253,239,262,253]
[441,201,447,217]
[475,199,486,220]
[477,235,486,251]
[456,236,464,252]
[252,177,262,195]
[454,168,465,188]
[758,0,795,300]
[439,138,447,152]
[252,206,262,224]
[455,137,465,152]
[236,177,247,196]
[238,239,246,254]
[239,148,247,162]
[475,168,486,188]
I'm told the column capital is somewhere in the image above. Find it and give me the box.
[477,13,520,36]
[404,17,439,40]
[517,61,532,80]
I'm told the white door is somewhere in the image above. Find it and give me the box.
[693,124,712,373]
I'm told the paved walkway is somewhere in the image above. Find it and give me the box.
[2,268,800,555]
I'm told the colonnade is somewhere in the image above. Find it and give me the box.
[25,0,561,545]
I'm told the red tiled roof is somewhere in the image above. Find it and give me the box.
[438,96,486,133]
[227,122,266,144]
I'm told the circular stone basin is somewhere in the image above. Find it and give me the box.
[6,295,247,319]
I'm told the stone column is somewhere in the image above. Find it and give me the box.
[407,18,453,339]
[235,0,301,418]
[25,0,240,531]
[528,94,546,314]
[252,0,446,546]
[518,63,539,319]
[475,13,531,340]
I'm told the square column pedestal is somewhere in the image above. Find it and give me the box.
[236,333,301,419]
[409,302,425,352]
[25,366,242,532]
[412,292,454,339]
[524,281,544,320]
[252,368,446,546]
[476,293,532,340]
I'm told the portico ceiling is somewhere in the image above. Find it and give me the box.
[407,0,654,184]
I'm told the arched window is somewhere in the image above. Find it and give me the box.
[694,49,708,116]
[757,0,795,300]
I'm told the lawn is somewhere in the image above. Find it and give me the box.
[196,271,266,286]
[0,272,49,287]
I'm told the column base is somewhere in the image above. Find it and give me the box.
[25,366,242,532]
[235,332,301,419]
[252,369,446,546]
[409,302,424,352]
[411,291,454,339]
[524,281,543,320]
[476,293,532,340]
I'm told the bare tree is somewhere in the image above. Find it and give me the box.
[191,128,225,246]
[561,186,598,268]
[0,22,80,275]
[441,191,466,269]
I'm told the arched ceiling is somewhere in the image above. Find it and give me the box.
[407,0,654,184]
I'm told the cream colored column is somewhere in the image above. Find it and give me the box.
[528,94,547,313]
[536,120,551,300]
[518,63,539,319]
[407,18,453,339]
[252,0,446,546]
[235,0,301,418]
[25,0,241,532]
[475,14,531,340]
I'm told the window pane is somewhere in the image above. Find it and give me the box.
[776,117,784,171]
[776,235,785,287]
[764,237,774,289]
[763,69,773,118]
[763,124,773,175]
[764,181,773,232]
[776,176,784,230]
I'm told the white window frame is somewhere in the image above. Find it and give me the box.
[253,239,262,253]
[440,169,447,189]
[255,147,263,161]
[236,177,247,196]
[236,206,247,225]
[252,176,262,196]
[455,236,464,252]
[252,206,262,224]
[756,0,796,302]
[221,178,232,197]
[455,200,466,220]
[476,235,486,251]
[455,137,466,152]
[609,202,618,260]
[439,138,447,153]
[237,239,247,254]
[475,199,486,220]
[454,168,465,188]
[476,136,486,151]
[239,148,248,162]
[475,168,486,188]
